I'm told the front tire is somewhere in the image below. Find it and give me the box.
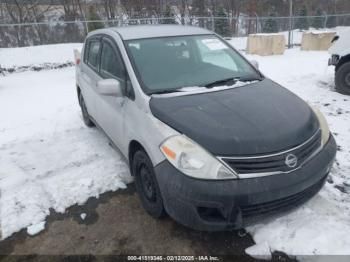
[335,62,350,95]
[132,150,165,218]
[79,92,95,127]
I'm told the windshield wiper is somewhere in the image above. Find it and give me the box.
[152,76,264,95]
[151,88,183,95]
[205,75,263,88]
[204,77,239,88]
[239,76,263,82]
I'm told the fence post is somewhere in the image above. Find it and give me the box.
[254,12,259,34]
[288,0,293,49]
[324,13,328,28]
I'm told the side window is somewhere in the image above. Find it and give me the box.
[85,40,101,70]
[100,41,125,80]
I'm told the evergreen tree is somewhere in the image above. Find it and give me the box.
[312,8,324,29]
[295,5,309,30]
[263,13,278,33]
[214,7,230,37]
[87,6,104,32]
[161,6,176,24]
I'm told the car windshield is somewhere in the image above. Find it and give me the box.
[125,34,262,95]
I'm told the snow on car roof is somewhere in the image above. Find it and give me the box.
[110,25,213,40]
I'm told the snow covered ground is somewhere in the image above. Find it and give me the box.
[0,66,132,240]
[0,40,350,259]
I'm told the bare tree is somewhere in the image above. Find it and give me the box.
[3,0,55,46]
[59,0,86,41]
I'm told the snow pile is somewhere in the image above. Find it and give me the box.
[245,241,271,260]
[27,222,46,236]
[0,43,82,72]
[0,69,132,239]
[0,62,75,75]
[242,48,350,257]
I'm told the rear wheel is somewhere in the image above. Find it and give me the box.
[335,62,350,95]
[79,92,95,127]
[132,150,165,218]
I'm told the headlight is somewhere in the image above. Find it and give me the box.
[160,135,238,180]
[311,106,330,145]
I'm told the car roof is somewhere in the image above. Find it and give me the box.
[109,25,213,40]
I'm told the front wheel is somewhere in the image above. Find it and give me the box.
[335,62,350,95]
[132,150,165,218]
[79,92,95,127]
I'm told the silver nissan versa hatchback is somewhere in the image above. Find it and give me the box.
[76,25,336,231]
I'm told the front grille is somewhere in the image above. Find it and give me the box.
[221,130,322,175]
[241,175,326,218]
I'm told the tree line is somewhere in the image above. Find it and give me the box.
[1,0,350,47]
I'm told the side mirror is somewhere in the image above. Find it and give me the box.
[97,79,123,97]
[250,60,259,70]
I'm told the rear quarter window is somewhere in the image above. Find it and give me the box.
[84,40,101,70]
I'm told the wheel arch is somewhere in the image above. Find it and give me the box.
[76,85,82,106]
[128,140,147,176]
[336,54,350,72]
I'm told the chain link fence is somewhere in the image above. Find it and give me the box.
[1,14,350,48]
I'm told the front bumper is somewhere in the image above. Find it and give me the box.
[154,135,337,231]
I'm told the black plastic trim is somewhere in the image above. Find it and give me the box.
[154,135,336,231]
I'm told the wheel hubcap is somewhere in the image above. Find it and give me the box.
[140,165,156,202]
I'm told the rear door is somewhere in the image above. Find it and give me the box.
[95,36,129,152]
[80,36,102,120]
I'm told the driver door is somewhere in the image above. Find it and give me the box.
[95,37,128,152]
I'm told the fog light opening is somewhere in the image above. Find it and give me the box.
[197,206,226,223]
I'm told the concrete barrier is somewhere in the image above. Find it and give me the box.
[246,34,286,56]
[301,31,336,51]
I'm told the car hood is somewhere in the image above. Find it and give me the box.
[150,79,319,156]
